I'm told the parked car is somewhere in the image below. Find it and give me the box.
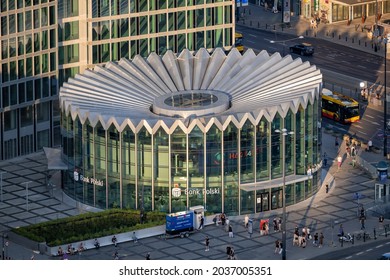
[289,43,314,56]
[378,252,390,260]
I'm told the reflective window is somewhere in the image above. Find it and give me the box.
[153,128,169,212]
[240,120,255,183]
[224,123,239,215]
[256,117,269,180]
[271,113,282,178]
[188,126,204,208]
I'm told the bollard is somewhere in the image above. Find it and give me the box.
[385,224,388,237]
[340,236,344,247]
[326,184,329,193]
[332,32,334,38]
[346,36,348,41]
[339,34,341,39]
[374,228,377,240]
[258,21,260,28]
[352,234,354,245]
[250,20,252,26]
[266,23,268,29]
[363,231,366,242]
[352,38,354,43]
[273,25,276,30]
[359,40,360,45]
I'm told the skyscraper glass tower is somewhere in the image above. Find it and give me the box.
[0,0,235,160]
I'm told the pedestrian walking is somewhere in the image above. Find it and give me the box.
[319,233,324,248]
[337,154,342,170]
[278,217,282,231]
[205,236,210,251]
[132,231,138,243]
[379,215,384,230]
[112,235,117,247]
[274,240,280,254]
[360,216,366,230]
[273,218,278,231]
[113,251,119,260]
[228,224,234,238]
[279,241,283,254]
[198,215,204,230]
[145,252,150,260]
[367,139,373,151]
[313,232,319,247]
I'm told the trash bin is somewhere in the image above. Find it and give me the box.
[377,161,388,182]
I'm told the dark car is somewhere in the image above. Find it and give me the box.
[289,43,314,56]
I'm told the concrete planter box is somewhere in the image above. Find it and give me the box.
[47,225,166,257]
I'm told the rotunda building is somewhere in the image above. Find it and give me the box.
[59,48,323,215]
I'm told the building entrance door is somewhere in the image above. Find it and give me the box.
[256,190,269,212]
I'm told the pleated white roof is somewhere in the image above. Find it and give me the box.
[59,48,322,134]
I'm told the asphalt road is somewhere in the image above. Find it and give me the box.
[237,26,389,148]
[311,238,390,260]
[236,26,385,85]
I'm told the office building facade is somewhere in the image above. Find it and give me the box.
[60,48,323,215]
[0,0,235,160]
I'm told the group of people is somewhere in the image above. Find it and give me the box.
[292,226,312,248]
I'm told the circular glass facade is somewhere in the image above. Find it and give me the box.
[60,48,323,215]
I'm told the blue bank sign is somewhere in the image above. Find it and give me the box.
[236,0,249,6]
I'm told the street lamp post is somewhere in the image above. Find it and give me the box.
[0,171,6,203]
[384,38,388,157]
[22,181,32,211]
[275,128,294,260]
[270,36,304,56]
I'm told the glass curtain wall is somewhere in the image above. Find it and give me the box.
[171,127,187,212]
[205,125,222,214]
[188,126,205,208]
[153,128,169,212]
[121,126,136,209]
[60,94,321,212]
[137,127,152,211]
[224,123,239,215]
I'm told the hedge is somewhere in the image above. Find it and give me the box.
[12,209,165,246]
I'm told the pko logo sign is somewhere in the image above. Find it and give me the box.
[172,187,181,198]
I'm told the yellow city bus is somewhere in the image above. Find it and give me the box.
[234,32,244,53]
[321,88,360,124]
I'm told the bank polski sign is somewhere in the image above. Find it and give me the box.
[171,185,220,197]
[73,169,104,187]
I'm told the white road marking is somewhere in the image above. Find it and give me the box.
[365,115,375,119]
[369,122,381,125]
[376,244,383,248]
[356,252,364,255]
[247,40,256,44]
[366,248,373,252]
[248,34,257,38]
[353,124,363,128]
[357,65,366,69]
[345,256,353,259]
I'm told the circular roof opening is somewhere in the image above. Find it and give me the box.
[152,90,230,118]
